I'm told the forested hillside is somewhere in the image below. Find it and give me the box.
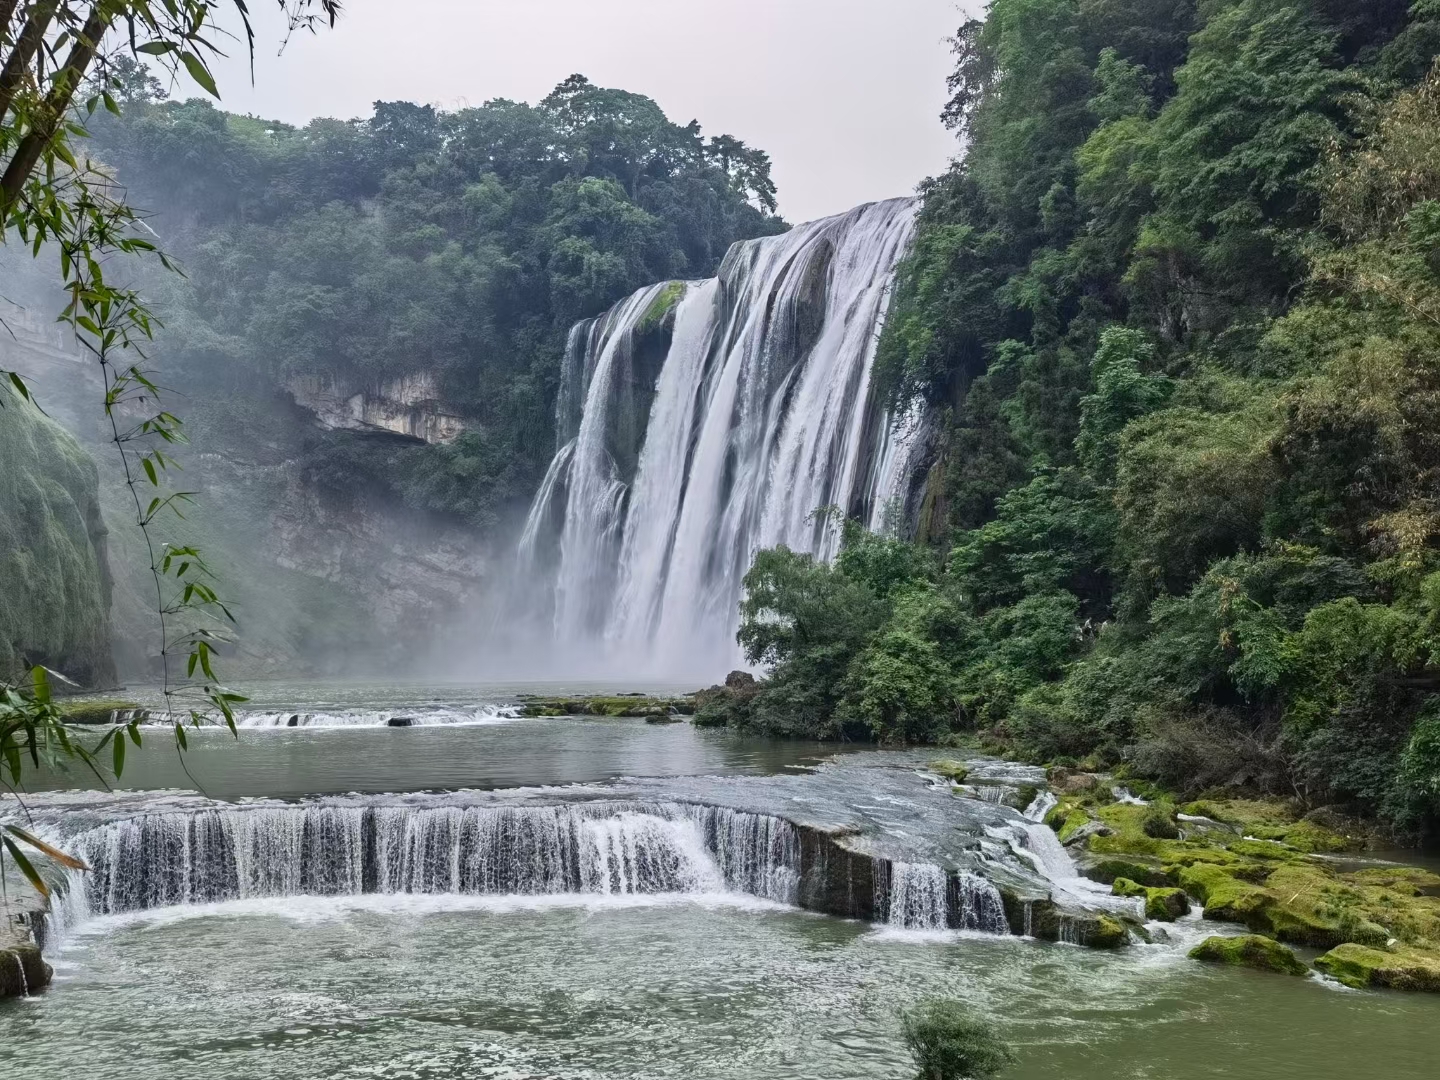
[721,0,1440,837]
[81,68,782,529]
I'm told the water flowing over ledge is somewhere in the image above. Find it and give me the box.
[22,753,1139,942]
[513,199,925,676]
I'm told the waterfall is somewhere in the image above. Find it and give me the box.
[878,862,1008,934]
[52,800,1013,937]
[515,198,922,675]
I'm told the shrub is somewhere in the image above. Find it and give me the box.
[901,999,1015,1080]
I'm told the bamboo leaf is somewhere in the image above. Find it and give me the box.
[1,836,50,899]
[2,826,89,871]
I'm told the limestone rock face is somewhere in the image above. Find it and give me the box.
[288,371,465,444]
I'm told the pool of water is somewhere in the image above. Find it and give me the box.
[6,897,1439,1080]
[26,681,855,800]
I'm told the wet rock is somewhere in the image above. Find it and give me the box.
[1315,943,1440,992]
[1062,820,1112,847]
[1112,878,1190,921]
[1078,856,1173,889]
[1047,767,1103,795]
[1189,935,1307,976]
[0,944,52,998]
[387,716,416,727]
[286,714,300,727]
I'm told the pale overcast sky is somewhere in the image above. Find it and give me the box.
[198,0,968,224]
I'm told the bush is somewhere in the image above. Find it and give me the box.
[901,999,1015,1080]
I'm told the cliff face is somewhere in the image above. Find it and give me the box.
[0,309,492,679]
[0,384,115,687]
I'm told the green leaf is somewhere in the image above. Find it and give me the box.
[180,51,220,98]
[2,836,50,899]
[137,41,177,56]
[3,825,88,871]
[112,727,126,776]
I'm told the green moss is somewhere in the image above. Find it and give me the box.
[1224,838,1301,861]
[1086,914,1130,948]
[517,694,695,718]
[1315,943,1440,992]
[0,385,113,686]
[1081,857,1173,888]
[1113,877,1190,921]
[637,281,685,334]
[1177,864,1273,927]
[57,699,145,724]
[1189,934,1307,976]
[1055,810,1093,844]
[931,759,970,783]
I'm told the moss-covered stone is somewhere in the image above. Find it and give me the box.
[1177,864,1273,926]
[57,698,145,725]
[1189,934,1307,976]
[930,759,970,783]
[637,280,686,334]
[517,694,695,718]
[1113,877,1190,921]
[1079,856,1174,888]
[1086,914,1130,948]
[1314,943,1440,992]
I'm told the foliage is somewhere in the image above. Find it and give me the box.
[75,75,784,529]
[733,0,1440,838]
[900,999,1015,1080]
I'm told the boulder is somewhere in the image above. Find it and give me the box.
[1189,935,1307,976]
[0,945,52,997]
[1314,943,1440,992]
[1112,878,1190,921]
[387,716,416,727]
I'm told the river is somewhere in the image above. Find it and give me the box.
[4,682,1439,1079]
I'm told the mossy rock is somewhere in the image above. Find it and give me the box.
[1079,857,1173,889]
[1225,838,1301,862]
[1085,914,1130,948]
[1189,935,1307,977]
[1053,809,1093,845]
[1177,864,1273,927]
[1314,943,1440,992]
[930,759,970,783]
[1113,878,1190,921]
[57,699,145,725]
[1141,807,1181,840]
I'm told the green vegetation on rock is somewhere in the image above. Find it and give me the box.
[517,695,695,719]
[1315,943,1440,992]
[1112,877,1189,921]
[1189,935,1308,977]
[0,386,114,687]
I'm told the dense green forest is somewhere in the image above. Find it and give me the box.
[78,68,783,529]
[716,0,1440,838]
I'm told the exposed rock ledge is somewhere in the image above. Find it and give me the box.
[288,371,464,444]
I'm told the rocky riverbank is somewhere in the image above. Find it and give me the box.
[1039,777,1440,991]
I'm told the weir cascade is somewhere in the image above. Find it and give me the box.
[53,799,1007,935]
[515,198,924,675]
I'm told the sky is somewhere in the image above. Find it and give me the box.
[196,0,970,224]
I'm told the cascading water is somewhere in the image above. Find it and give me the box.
[49,798,1011,935]
[515,198,922,675]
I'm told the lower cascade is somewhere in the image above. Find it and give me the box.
[54,801,1008,934]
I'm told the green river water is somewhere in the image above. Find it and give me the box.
[4,682,1438,1079]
